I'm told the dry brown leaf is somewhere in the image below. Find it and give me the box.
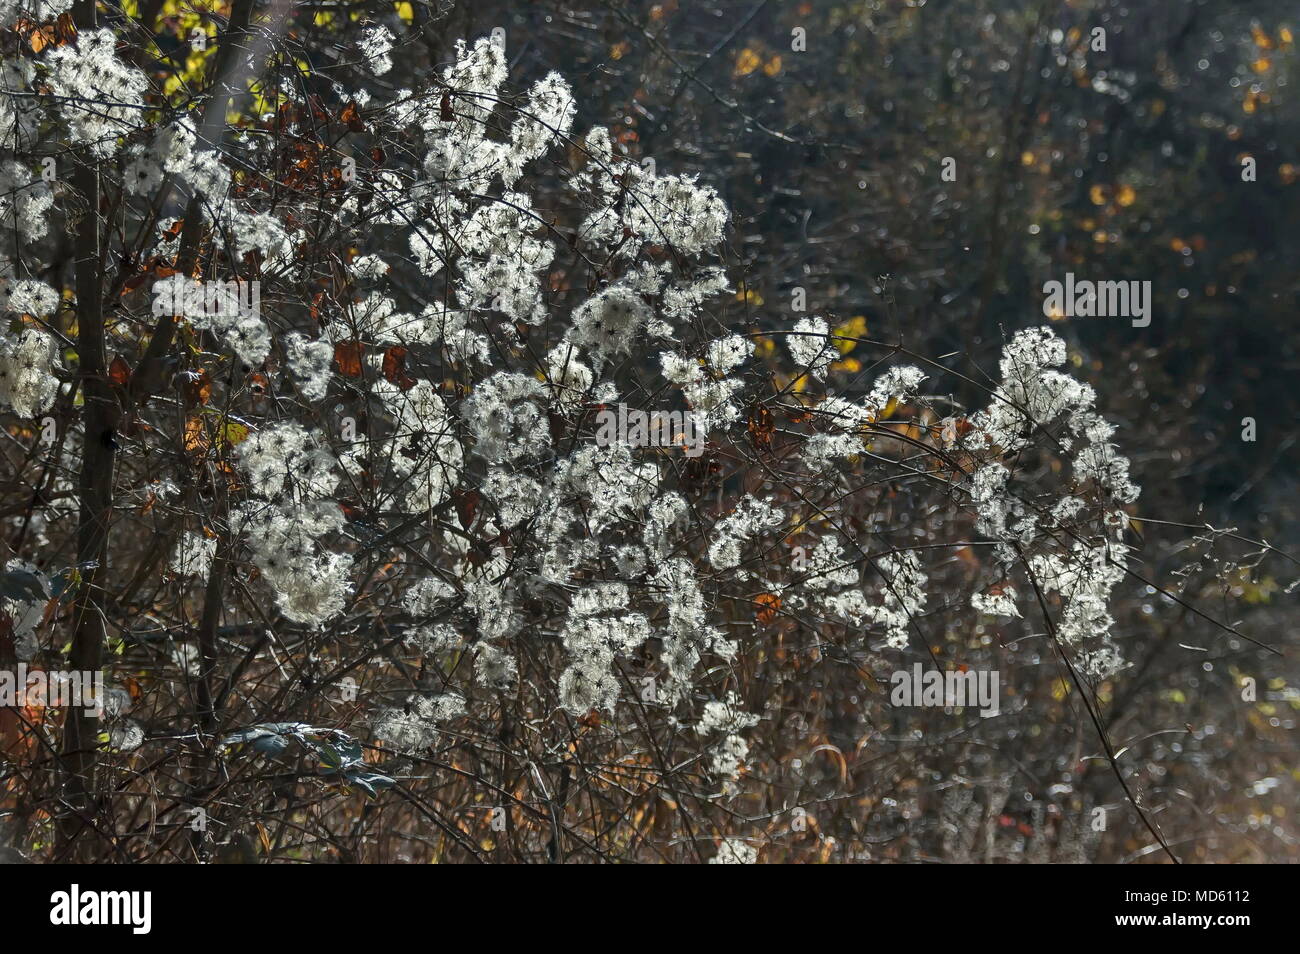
[334,340,364,377]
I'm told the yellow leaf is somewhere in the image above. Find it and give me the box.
[222,419,250,447]
[734,48,762,77]
[831,315,867,353]
[395,1,414,23]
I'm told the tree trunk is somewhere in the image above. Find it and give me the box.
[58,0,117,858]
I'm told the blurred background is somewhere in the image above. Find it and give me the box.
[413,0,1299,537]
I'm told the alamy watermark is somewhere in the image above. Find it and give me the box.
[1042,273,1151,327]
[0,665,104,716]
[49,885,151,934]
[890,664,1000,718]
[152,278,261,319]
[594,403,704,458]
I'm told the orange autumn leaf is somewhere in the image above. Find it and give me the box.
[381,345,416,390]
[21,19,57,53]
[334,340,364,377]
[755,592,782,624]
[183,416,208,454]
[340,101,364,131]
[108,355,132,387]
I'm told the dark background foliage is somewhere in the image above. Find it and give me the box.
[445,0,1299,536]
